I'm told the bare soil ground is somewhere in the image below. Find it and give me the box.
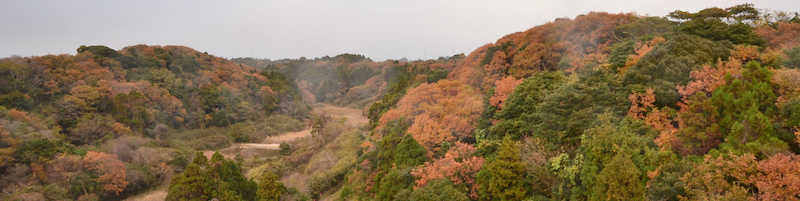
[263,128,312,144]
[123,186,167,201]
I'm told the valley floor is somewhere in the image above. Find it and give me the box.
[124,103,367,201]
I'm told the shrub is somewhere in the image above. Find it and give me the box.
[257,171,285,201]
[785,46,800,68]
[279,143,292,155]
[14,139,66,163]
[409,179,469,201]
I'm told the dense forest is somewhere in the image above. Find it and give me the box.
[2,3,800,201]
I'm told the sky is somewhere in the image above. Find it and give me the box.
[1,0,798,61]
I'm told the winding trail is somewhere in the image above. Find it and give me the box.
[125,103,365,201]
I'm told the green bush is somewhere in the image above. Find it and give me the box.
[279,143,292,155]
[409,179,469,201]
[623,34,732,106]
[308,166,349,199]
[425,68,449,83]
[192,135,231,150]
[14,139,66,163]
[166,152,257,201]
[256,171,285,201]
[608,40,636,71]
[784,46,800,68]
[77,45,120,58]
[478,137,528,201]
[0,91,33,110]
[226,124,248,143]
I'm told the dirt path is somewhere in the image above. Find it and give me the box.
[278,103,367,195]
[315,103,368,127]
[129,103,365,201]
[123,186,167,201]
[224,103,365,152]
[263,128,312,144]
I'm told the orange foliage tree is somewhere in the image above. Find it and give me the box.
[83,151,128,195]
[772,69,800,104]
[749,153,800,200]
[627,88,656,120]
[680,154,757,201]
[489,76,523,109]
[677,59,743,101]
[755,23,800,48]
[450,12,635,91]
[627,89,679,150]
[681,152,800,201]
[411,142,484,198]
[379,80,483,154]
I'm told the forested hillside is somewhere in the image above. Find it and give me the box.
[233,53,461,107]
[0,43,464,200]
[3,3,800,201]
[334,4,800,201]
[0,45,312,200]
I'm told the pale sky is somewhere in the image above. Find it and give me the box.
[1,0,797,60]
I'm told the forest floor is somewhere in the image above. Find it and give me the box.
[124,103,366,201]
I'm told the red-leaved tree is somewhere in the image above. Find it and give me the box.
[83,151,128,195]
[379,80,483,154]
[411,142,484,199]
[490,76,523,109]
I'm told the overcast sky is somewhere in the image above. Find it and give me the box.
[1,0,797,60]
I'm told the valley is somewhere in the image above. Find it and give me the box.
[126,103,368,201]
[1,3,800,201]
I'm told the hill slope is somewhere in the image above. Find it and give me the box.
[337,4,800,201]
[3,3,800,201]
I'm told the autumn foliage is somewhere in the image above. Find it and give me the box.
[411,142,484,198]
[755,22,800,48]
[451,12,636,90]
[83,151,128,195]
[750,153,800,200]
[489,76,522,109]
[5,4,800,201]
[379,80,483,154]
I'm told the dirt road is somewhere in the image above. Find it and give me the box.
[125,103,365,201]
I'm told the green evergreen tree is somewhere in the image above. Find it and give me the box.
[784,46,800,69]
[166,152,256,201]
[373,121,428,201]
[712,61,787,155]
[578,116,656,201]
[591,153,646,201]
[166,152,214,201]
[478,136,528,201]
[623,34,732,106]
[256,172,285,201]
[409,179,469,201]
[668,4,765,46]
[209,152,257,201]
[394,134,428,169]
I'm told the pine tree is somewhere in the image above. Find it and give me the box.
[711,61,786,155]
[256,172,285,201]
[166,153,213,201]
[592,153,645,201]
[166,152,256,201]
[478,136,528,201]
[409,179,469,201]
[394,134,428,169]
